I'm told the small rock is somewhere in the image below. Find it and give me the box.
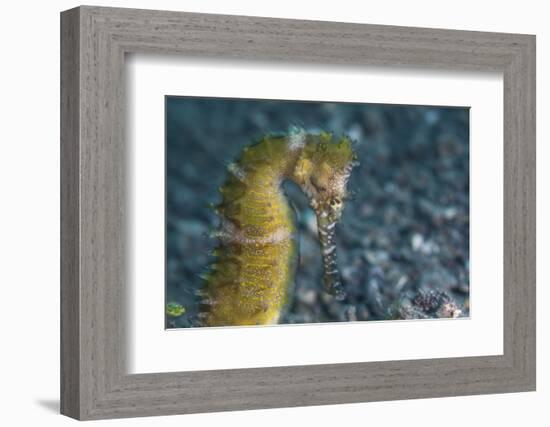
[363,250,390,265]
[297,288,317,305]
[437,302,462,318]
[411,233,424,251]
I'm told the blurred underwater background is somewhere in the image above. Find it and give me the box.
[165,96,469,328]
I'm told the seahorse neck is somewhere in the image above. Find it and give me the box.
[241,140,304,191]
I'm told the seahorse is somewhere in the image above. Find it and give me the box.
[197,128,358,327]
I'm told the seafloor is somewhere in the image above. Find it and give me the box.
[165,97,470,328]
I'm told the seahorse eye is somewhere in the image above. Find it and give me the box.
[329,198,342,208]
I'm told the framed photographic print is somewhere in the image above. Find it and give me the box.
[60,5,536,420]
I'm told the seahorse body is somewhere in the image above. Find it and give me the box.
[199,129,357,327]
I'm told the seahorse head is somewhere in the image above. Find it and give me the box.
[292,132,358,223]
[291,131,358,300]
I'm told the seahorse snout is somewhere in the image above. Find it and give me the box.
[316,211,346,301]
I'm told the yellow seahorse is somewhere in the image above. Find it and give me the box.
[198,128,358,327]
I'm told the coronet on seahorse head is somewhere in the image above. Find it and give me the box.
[289,129,359,300]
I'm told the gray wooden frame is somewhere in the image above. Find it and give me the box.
[60,5,536,420]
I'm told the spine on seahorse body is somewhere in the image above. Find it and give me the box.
[198,129,357,327]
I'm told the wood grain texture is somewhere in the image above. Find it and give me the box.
[60,7,80,419]
[60,5,536,420]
